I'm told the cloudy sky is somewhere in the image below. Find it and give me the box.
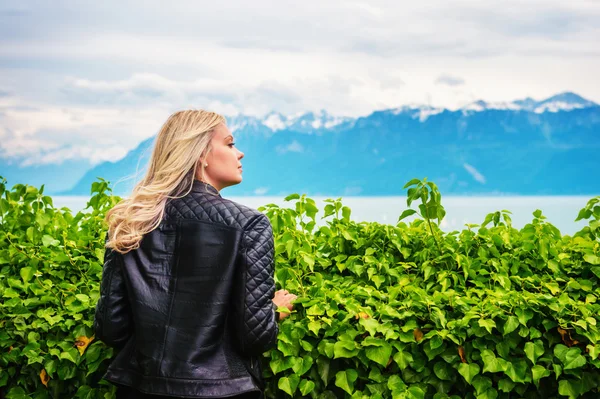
[1,0,599,167]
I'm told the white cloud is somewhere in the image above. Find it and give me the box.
[0,95,168,165]
[0,0,599,167]
[276,140,304,155]
[344,186,363,196]
[463,163,486,184]
[254,187,269,195]
[435,74,466,87]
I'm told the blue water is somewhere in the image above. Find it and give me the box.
[52,195,595,235]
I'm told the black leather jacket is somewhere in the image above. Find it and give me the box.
[94,180,279,398]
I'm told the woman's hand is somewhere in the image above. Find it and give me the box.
[273,289,297,321]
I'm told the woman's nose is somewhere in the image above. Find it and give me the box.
[238,150,244,159]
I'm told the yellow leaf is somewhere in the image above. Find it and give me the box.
[413,328,424,342]
[40,369,49,387]
[458,345,467,363]
[355,312,370,320]
[74,335,95,355]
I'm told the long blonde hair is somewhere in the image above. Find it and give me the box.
[106,110,226,253]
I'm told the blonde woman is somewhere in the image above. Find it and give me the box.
[94,110,297,399]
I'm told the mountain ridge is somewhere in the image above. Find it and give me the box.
[58,91,600,196]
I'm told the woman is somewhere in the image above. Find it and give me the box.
[94,110,297,398]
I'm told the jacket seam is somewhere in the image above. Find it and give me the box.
[106,368,257,383]
[238,213,267,354]
[100,249,116,341]
[156,222,183,374]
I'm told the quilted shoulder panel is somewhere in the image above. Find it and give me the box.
[165,191,260,230]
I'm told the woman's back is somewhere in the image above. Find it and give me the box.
[95,110,297,398]
[95,181,278,397]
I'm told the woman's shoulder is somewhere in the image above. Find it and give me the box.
[165,192,265,231]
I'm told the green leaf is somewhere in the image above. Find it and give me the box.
[284,193,300,201]
[299,379,315,396]
[317,357,330,385]
[458,363,480,385]
[558,379,579,399]
[393,349,414,370]
[278,375,300,397]
[554,344,586,370]
[398,209,417,222]
[407,386,425,399]
[42,234,60,247]
[524,340,545,365]
[292,356,314,376]
[433,361,453,381]
[334,341,359,358]
[335,369,358,395]
[342,206,351,221]
[5,387,29,399]
[478,318,496,334]
[472,375,492,395]
[19,267,35,283]
[584,254,600,265]
[532,365,552,387]
[365,342,393,367]
[503,316,519,335]
[480,350,506,373]
[388,374,407,392]
[505,359,530,383]
[60,348,79,364]
[403,178,421,189]
[498,378,515,393]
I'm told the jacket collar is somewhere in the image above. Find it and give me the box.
[191,180,221,197]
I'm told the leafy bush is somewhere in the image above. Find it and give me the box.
[1,176,600,398]
[0,178,118,398]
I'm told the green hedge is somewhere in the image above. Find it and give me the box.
[1,176,600,398]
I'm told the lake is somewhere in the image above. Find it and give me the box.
[52,195,595,235]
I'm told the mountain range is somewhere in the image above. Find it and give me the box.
[2,92,599,196]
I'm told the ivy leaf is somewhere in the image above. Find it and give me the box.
[407,386,425,399]
[584,254,600,265]
[458,363,480,385]
[554,344,586,370]
[433,361,453,381]
[5,387,29,399]
[333,341,359,358]
[503,316,519,335]
[524,340,545,365]
[393,349,414,370]
[498,378,516,393]
[59,348,79,364]
[278,375,300,397]
[19,267,35,284]
[299,379,315,396]
[532,365,552,387]
[335,369,358,395]
[558,379,579,399]
[42,234,60,247]
[365,342,393,367]
[398,209,417,222]
[480,349,506,373]
[505,359,530,383]
[478,318,496,334]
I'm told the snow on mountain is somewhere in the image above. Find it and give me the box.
[461,92,598,115]
[390,104,444,121]
[228,92,598,134]
[262,112,287,131]
[461,100,521,114]
[256,110,351,132]
[532,92,598,113]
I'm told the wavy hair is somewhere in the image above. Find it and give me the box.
[106,110,226,253]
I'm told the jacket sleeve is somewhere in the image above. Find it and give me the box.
[232,213,279,356]
[93,242,132,349]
